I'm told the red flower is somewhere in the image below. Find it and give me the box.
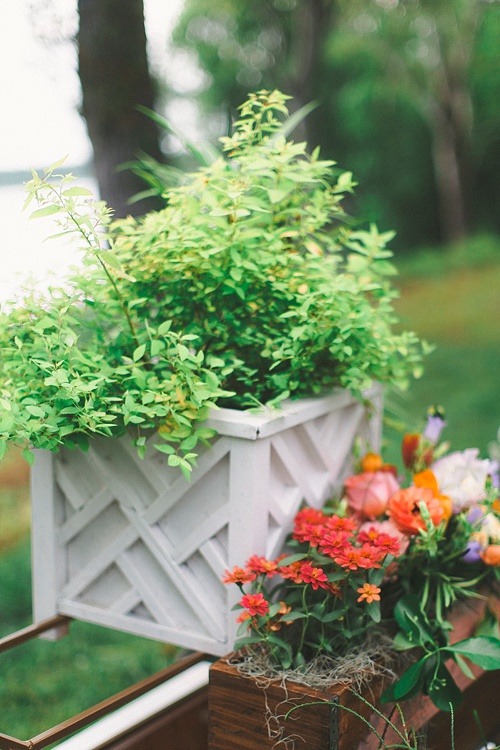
[324,515,359,533]
[356,544,382,569]
[299,562,329,590]
[293,522,326,547]
[245,555,280,577]
[294,507,325,527]
[279,561,304,583]
[333,547,364,571]
[373,533,401,557]
[222,566,257,585]
[236,611,252,624]
[318,530,351,557]
[387,486,444,535]
[240,593,270,617]
[402,433,434,470]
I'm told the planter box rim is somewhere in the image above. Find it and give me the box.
[204,383,381,440]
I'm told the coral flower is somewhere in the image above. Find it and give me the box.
[359,520,409,556]
[279,561,304,583]
[222,566,256,585]
[324,514,359,533]
[236,610,252,624]
[334,547,363,571]
[240,593,270,617]
[388,486,444,535]
[245,555,280,577]
[299,562,329,589]
[318,530,351,557]
[357,583,381,603]
[344,471,400,520]
[480,545,500,566]
[294,507,325,528]
[293,522,326,547]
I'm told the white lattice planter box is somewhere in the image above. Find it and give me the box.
[31,384,382,656]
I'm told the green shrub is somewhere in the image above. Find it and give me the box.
[0,90,425,478]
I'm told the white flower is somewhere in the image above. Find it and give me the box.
[431,448,497,513]
[482,512,500,544]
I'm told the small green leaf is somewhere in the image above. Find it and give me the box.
[133,344,146,362]
[153,443,175,455]
[30,204,61,219]
[46,154,69,172]
[277,553,307,567]
[445,637,500,670]
[62,186,94,197]
[22,447,35,466]
[158,320,172,335]
[176,344,191,360]
[382,659,425,702]
[321,610,344,623]
[26,405,45,418]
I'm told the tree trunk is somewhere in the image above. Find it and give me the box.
[286,0,338,148]
[429,103,468,244]
[77,0,163,217]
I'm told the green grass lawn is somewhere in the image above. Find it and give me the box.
[387,243,500,461]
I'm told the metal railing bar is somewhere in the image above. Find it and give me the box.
[0,618,209,750]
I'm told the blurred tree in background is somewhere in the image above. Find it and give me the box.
[77,0,163,216]
[170,0,500,250]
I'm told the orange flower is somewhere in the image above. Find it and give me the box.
[222,566,256,585]
[361,453,384,472]
[480,544,500,566]
[268,602,294,631]
[413,469,453,521]
[387,486,444,535]
[357,583,381,603]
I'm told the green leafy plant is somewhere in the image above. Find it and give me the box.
[382,595,500,711]
[0,90,425,477]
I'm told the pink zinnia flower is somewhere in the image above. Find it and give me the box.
[240,593,269,617]
[299,562,329,590]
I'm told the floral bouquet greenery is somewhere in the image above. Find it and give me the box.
[223,409,500,711]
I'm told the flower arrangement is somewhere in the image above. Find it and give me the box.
[0,90,425,478]
[223,408,500,711]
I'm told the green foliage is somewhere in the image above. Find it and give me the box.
[0,91,424,476]
[382,595,500,711]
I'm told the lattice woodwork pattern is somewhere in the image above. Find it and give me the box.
[31,386,382,655]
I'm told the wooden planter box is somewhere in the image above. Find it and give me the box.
[207,595,499,750]
[208,656,384,750]
[30,385,382,656]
